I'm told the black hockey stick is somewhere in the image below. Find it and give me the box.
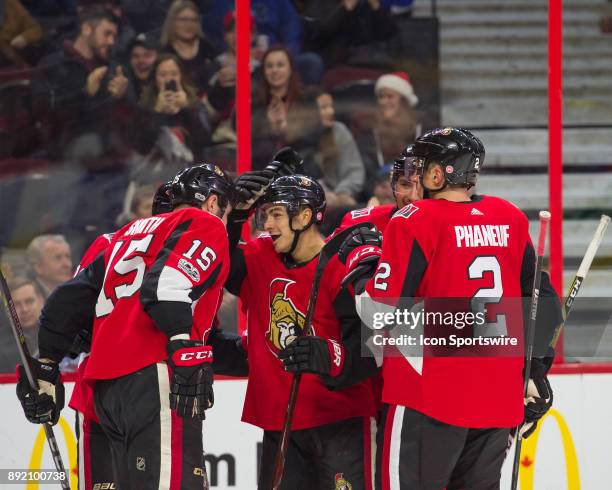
[549,214,610,347]
[510,211,550,490]
[271,223,367,490]
[0,268,70,490]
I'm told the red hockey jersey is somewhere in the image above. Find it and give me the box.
[84,208,228,381]
[238,235,378,431]
[363,196,533,428]
[336,204,396,234]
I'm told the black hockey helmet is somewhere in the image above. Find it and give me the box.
[255,174,326,229]
[171,163,233,211]
[412,127,485,188]
[152,181,173,215]
[391,145,418,189]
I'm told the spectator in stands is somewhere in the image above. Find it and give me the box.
[25,234,73,298]
[137,53,212,161]
[124,32,159,103]
[199,0,323,85]
[160,0,231,113]
[352,71,419,197]
[216,10,262,78]
[251,46,310,170]
[9,276,44,356]
[0,0,42,67]
[31,6,128,160]
[300,88,364,209]
[300,0,398,69]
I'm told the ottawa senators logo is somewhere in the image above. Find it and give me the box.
[267,278,306,352]
[334,473,352,490]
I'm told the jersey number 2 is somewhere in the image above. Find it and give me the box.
[468,256,507,337]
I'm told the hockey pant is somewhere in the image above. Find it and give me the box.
[93,363,208,490]
[75,411,115,489]
[376,404,509,490]
[258,416,377,490]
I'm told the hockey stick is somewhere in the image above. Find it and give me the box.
[0,269,70,490]
[510,211,551,490]
[271,223,367,490]
[550,214,610,347]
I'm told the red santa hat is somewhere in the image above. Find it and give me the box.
[375,71,419,108]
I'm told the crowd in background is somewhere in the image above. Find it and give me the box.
[0,0,432,369]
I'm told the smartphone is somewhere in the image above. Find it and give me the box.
[165,80,178,92]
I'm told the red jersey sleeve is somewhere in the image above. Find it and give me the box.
[140,212,229,339]
[75,233,113,274]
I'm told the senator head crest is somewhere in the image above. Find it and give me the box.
[266,278,306,352]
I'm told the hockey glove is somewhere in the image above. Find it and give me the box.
[278,336,344,377]
[167,339,214,420]
[521,352,554,438]
[16,360,65,425]
[521,376,553,438]
[269,147,304,176]
[338,226,382,292]
[231,170,276,211]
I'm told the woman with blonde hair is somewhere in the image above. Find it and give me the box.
[160,0,228,109]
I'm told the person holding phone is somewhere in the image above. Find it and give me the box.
[137,53,213,160]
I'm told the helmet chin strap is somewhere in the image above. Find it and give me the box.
[287,217,314,258]
[420,177,447,199]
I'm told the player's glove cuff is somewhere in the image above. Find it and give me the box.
[529,347,555,379]
[341,246,382,292]
[278,336,344,377]
[167,340,214,419]
[325,339,345,378]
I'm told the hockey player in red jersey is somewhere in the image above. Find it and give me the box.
[16,165,232,489]
[336,146,423,234]
[225,173,379,489]
[340,128,560,489]
[17,181,173,489]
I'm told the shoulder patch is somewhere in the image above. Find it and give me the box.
[178,258,200,282]
[350,207,373,219]
[393,203,419,220]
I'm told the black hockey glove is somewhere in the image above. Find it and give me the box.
[269,147,304,176]
[231,170,276,212]
[521,351,554,438]
[16,360,65,425]
[167,339,214,420]
[521,376,553,438]
[278,336,344,377]
[338,225,382,292]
